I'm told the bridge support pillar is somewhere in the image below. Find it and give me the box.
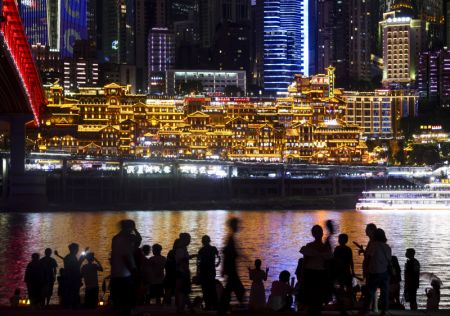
[2,115,48,211]
[9,115,27,176]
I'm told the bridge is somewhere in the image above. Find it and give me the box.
[0,0,46,209]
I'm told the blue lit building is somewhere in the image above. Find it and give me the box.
[19,0,88,58]
[19,0,50,46]
[260,0,308,95]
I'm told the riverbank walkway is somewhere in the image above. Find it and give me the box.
[0,306,449,316]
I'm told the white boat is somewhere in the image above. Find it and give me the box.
[356,183,450,211]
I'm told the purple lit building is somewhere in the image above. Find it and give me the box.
[147,27,175,94]
[417,48,450,108]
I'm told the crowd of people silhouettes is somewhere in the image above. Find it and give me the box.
[19,217,441,316]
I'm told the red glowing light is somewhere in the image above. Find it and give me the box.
[1,0,45,123]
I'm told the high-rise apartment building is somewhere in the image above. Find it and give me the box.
[417,48,450,108]
[445,0,450,46]
[415,0,444,49]
[380,0,425,87]
[314,0,372,88]
[348,0,371,83]
[199,0,250,49]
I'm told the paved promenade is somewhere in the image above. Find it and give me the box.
[1,306,449,316]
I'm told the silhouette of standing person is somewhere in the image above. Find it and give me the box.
[81,252,104,308]
[55,243,87,308]
[110,219,142,316]
[148,243,166,305]
[300,225,332,316]
[24,253,44,306]
[197,235,220,311]
[40,248,58,306]
[219,217,246,315]
[363,228,392,316]
[248,259,268,310]
[404,248,420,310]
[389,256,402,308]
[164,239,178,305]
[175,232,196,313]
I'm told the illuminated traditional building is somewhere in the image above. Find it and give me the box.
[36,68,367,164]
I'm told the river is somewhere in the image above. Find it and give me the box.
[0,209,448,309]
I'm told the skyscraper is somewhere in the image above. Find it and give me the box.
[258,0,308,94]
[380,0,425,87]
[414,0,444,49]
[348,0,371,83]
[417,48,450,108]
[19,0,88,57]
[148,28,175,94]
[446,0,450,46]
[199,0,251,49]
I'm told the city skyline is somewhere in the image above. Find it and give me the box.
[4,0,450,167]
[16,0,447,95]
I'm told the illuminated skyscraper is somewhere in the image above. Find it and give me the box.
[259,0,308,94]
[19,0,51,47]
[19,0,88,58]
[417,48,450,108]
[380,0,425,87]
[148,28,175,94]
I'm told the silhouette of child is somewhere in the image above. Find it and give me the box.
[333,234,355,293]
[10,288,21,307]
[81,252,104,308]
[404,248,420,311]
[148,243,166,304]
[248,259,268,310]
[267,270,294,311]
[426,279,440,311]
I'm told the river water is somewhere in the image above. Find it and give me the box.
[0,209,449,309]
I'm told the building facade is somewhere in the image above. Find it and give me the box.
[342,90,418,139]
[148,28,175,94]
[19,0,89,57]
[165,70,247,96]
[380,10,425,87]
[36,70,367,164]
[257,0,308,94]
[417,48,450,108]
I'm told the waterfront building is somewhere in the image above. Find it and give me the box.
[412,125,450,144]
[417,48,450,108]
[165,70,247,96]
[380,1,425,87]
[36,69,367,164]
[342,90,418,139]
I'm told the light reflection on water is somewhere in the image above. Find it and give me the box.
[0,209,449,309]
